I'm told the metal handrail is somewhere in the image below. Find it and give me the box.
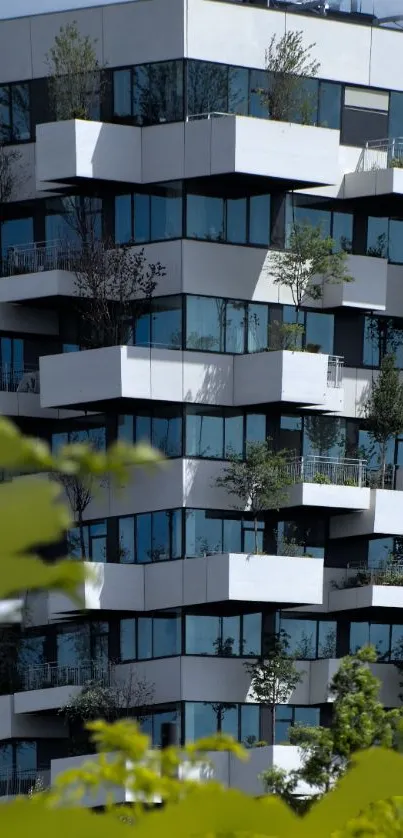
[1,239,81,278]
[0,364,40,394]
[327,355,344,388]
[21,660,111,692]
[286,454,367,487]
[356,136,403,172]
[0,768,50,798]
[186,111,233,121]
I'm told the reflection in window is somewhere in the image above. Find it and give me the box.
[184,702,258,744]
[248,304,269,353]
[118,510,182,564]
[275,706,320,744]
[187,60,227,116]
[227,198,247,244]
[67,520,107,562]
[350,622,390,658]
[115,184,182,245]
[57,624,90,667]
[18,636,45,673]
[318,81,342,130]
[332,212,353,253]
[140,710,180,748]
[249,195,271,246]
[186,296,225,351]
[368,538,394,569]
[119,407,182,457]
[185,613,261,657]
[0,82,30,142]
[279,616,336,658]
[186,407,224,458]
[187,194,224,242]
[114,61,183,125]
[303,415,345,458]
[1,217,34,260]
[45,196,102,247]
[389,219,403,264]
[185,509,265,557]
[367,217,388,258]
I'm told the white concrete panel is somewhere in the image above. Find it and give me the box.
[182,353,234,406]
[103,0,185,67]
[284,12,371,86]
[49,563,145,616]
[339,367,372,420]
[39,347,124,408]
[0,695,68,740]
[369,27,403,92]
[180,656,251,703]
[0,17,32,82]
[30,7,104,78]
[109,458,185,518]
[322,255,387,312]
[149,349,183,402]
[14,685,81,714]
[329,584,403,613]
[385,265,403,319]
[285,482,370,511]
[344,168,403,201]
[309,658,339,704]
[0,270,76,305]
[115,658,182,705]
[142,123,185,183]
[181,240,276,302]
[234,350,330,407]
[184,119,215,179]
[144,561,183,612]
[186,0,284,68]
[145,240,183,297]
[206,553,324,606]
[36,120,142,186]
[330,489,403,539]
[183,458,233,509]
[0,303,58,335]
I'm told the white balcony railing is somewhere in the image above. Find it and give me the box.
[0,364,39,394]
[327,355,344,388]
[356,137,403,173]
[1,239,80,278]
[286,455,367,487]
[22,661,111,692]
[0,768,50,798]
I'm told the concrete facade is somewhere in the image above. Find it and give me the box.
[1,0,403,804]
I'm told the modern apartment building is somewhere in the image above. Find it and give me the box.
[1,0,403,802]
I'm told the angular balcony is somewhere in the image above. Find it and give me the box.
[145,553,324,610]
[39,347,343,412]
[14,661,110,714]
[322,254,387,312]
[343,138,403,214]
[36,120,142,188]
[0,240,78,305]
[330,488,403,539]
[328,565,403,615]
[309,658,401,708]
[233,351,344,412]
[0,769,50,799]
[48,563,145,618]
[35,116,340,191]
[283,454,371,512]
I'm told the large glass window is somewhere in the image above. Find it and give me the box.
[67,520,107,562]
[186,296,225,352]
[185,613,261,657]
[118,408,182,457]
[350,622,390,657]
[185,509,264,556]
[279,616,336,658]
[389,219,403,264]
[342,87,389,147]
[186,61,228,116]
[187,193,225,242]
[45,197,102,246]
[227,198,247,245]
[275,706,320,744]
[115,184,182,245]
[318,81,342,130]
[367,217,388,259]
[0,82,30,142]
[118,510,182,564]
[1,217,34,261]
[389,91,403,140]
[249,194,270,246]
[114,61,183,124]
[120,614,180,660]
[303,415,346,459]
[186,407,223,459]
[184,702,257,743]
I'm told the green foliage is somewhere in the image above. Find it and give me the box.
[312,472,332,484]
[262,31,320,123]
[46,21,103,120]
[245,631,303,745]
[0,415,160,603]
[269,320,305,351]
[215,440,292,552]
[364,354,403,488]
[271,223,353,310]
[263,646,403,805]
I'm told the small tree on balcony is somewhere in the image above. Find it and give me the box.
[270,223,353,320]
[245,631,303,748]
[215,440,291,554]
[46,21,104,120]
[262,646,403,807]
[261,31,320,124]
[73,241,164,348]
[364,353,403,489]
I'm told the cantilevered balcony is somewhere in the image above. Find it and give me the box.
[0,240,78,305]
[39,347,344,412]
[14,661,110,714]
[35,116,340,191]
[328,564,403,615]
[342,137,403,214]
[283,454,371,511]
[330,488,403,538]
[49,554,323,616]
[321,254,387,312]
